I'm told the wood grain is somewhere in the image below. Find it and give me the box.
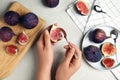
[0,2,46,79]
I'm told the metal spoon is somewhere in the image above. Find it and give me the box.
[110,30,119,80]
[93,5,113,19]
[110,29,118,62]
[60,28,78,59]
[93,5,106,14]
[110,29,118,43]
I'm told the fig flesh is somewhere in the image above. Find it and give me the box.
[84,45,102,62]
[76,0,89,15]
[21,12,38,29]
[45,0,59,8]
[49,24,62,43]
[0,26,15,42]
[17,31,29,45]
[102,58,115,69]
[6,45,18,55]
[4,11,20,26]
[92,29,107,43]
[101,42,116,56]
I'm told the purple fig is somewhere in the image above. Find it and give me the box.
[84,45,102,62]
[4,11,20,26]
[21,12,38,29]
[92,29,107,43]
[0,26,15,42]
[45,0,59,8]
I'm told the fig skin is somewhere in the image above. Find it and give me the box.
[101,42,116,56]
[92,29,107,43]
[84,45,102,62]
[102,58,115,69]
[0,26,15,42]
[45,0,59,8]
[4,11,20,26]
[21,12,38,29]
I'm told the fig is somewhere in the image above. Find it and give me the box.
[92,29,107,43]
[101,42,116,56]
[6,45,18,55]
[17,31,29,45]
[84,45,102,62]
[45,0,59,8]
[102,58,115,69]
[0,26,15,42]
[49,24,62,43]
[21,12,38,29]
[76,0,89,15]
[4,11,20,26]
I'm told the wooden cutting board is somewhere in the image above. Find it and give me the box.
[0,2,46,79]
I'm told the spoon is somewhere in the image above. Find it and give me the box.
[110,29,118,43]
[110,29,118,62]
[60,28,78,59]
[93,5,106,14]
[93,5,113,19]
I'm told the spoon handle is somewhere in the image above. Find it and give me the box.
[65,38,78,59]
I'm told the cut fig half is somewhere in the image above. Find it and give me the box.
[102,57,115,69]
[17,31,29,45]
[76,0,90,15]
[6,45,18,55]
[101,42,116,56]
[49,24,67,43]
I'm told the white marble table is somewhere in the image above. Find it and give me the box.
[0,0,117,80]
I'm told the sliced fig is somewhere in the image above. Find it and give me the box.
[17,31,29,45]
[0,26,15,42]
[102,58,115,69]
[49,24,62,43]
[6,45,18,55]
[101,42,116,56]
[76,0,90,15]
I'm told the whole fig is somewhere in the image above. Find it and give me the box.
[4,11,20,26]
[45,0,59,8]
[21,12,38,29]
[84,45,102,62]
[92,29,107,43]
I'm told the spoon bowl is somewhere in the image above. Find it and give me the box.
[110,29,118,42]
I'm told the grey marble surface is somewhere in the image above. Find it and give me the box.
[0,0,116,80]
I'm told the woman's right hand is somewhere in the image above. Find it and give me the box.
[55,43,82,80]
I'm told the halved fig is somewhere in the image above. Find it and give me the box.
[49,24,62,43]
[6,45,18,55]
[102,57,115,69]
[76,0,90,15]
[17,31,29,45]
[101,42,116,56]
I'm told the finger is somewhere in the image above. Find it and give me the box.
[37,32,44,48]
[64,48,75,64]
[64,45,70,49]
[44,30,51,47]
[69,42,82,60]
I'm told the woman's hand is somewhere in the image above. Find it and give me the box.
[55,43,82,80]
[37,29,54,80]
